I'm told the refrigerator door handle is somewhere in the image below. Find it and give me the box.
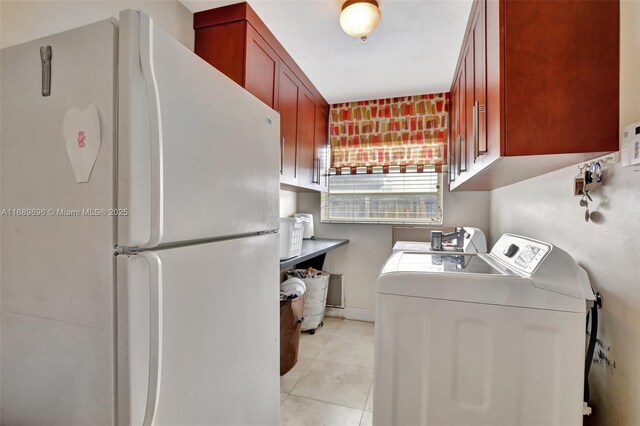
[140,252,163,426]
[139,11,164,248]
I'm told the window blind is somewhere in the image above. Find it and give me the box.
[321,168,443,225]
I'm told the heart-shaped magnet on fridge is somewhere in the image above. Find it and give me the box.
[63,104,101,183]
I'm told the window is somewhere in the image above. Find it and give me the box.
[323,93,449,225]
[321,166,443,224]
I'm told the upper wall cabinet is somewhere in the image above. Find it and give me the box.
[314,106,330,190]
[194,2,330,191]
[449,0,620,190]
[245,24,279,109]
[278,63,301,185]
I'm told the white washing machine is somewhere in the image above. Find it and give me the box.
[375,234,594,426]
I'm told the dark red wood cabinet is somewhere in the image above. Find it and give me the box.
[278,64,300,184]
[194,21,246,86]
[297,86,317,188]
[314,106,330,190]
[194,2,330,191]
[245,24,279,109]
[449,0,619,190]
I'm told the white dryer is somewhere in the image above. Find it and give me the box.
[393,226,487,254]
[375,234,594,426]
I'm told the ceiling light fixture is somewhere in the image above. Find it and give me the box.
[339,0,381,41]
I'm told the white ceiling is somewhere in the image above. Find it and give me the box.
[181,0,472,104]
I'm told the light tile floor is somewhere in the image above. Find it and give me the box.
[281,318,374,426]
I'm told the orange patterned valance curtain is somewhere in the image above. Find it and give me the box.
[329,93,449,173]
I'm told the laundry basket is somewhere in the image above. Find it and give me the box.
[287,269,330,334]
[280,217,305,260]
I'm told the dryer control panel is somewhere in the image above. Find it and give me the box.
[490,234,551,275]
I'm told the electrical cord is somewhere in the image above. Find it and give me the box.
[584,291,602,403]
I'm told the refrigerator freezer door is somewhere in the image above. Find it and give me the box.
[117,234,280,426]
[118,10,280,249]
[0,20,117,425]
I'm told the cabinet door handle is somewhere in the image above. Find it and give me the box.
[456,135,463,176]
[280,137,284,174]
[460,136,469,172]
[450,136,456,182]
[473,102,478,162]
[473,101,487,160]
[312,157,321,184]
[311,157,318,183]
[478,102,487,155]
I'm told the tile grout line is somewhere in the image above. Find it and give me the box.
[283,320,374,407]
[336,320,375,340]
[313,336,375,371]
[282,320,374,425]
[307,357,375,374]
[285,333,331,395]
[288,357,374,412]
[280,393,289,406]
[285,394,368,414]
[320,332,374,341]
[287,331,375,399]
[364,382,373,413]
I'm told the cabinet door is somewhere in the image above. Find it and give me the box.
[449,81,458,184]
[451,0,487,191]
[278,64,300,184]
[472,0,487,159]
[296,87,317,188]
[452,70,462,180]
[455,62,467,177]
[245,25,279,109]
[314,105,329,191]
[503,0,619,156]
[194,21,246,86]
[463,40,475,175]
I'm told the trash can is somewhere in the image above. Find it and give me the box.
[287,268,330,334]
[280,278,306,376]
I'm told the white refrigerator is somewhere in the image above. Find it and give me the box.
[1,10,281,426]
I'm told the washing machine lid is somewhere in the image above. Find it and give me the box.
[377,252,588,313]
[381,252,507,276]
[392,241,466,255]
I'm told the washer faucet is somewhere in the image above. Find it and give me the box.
[430,227,466,251]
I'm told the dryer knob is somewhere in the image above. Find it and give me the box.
[504,244,519,258]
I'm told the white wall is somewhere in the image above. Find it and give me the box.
[0,0,194,49]
[298,187,490,319]
[489,2,640,424]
